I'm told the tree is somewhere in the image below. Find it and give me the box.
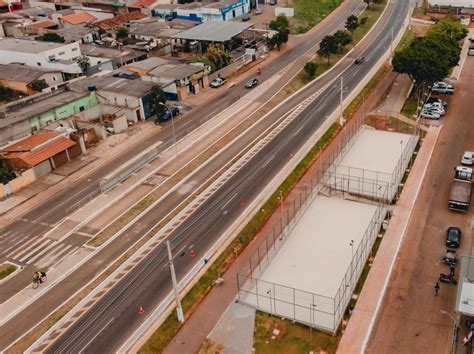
[149,85,166,116]
[116,27,129,38]
[333,30,352,53]
[317,35,339,64]
[427,16,468,41]
[0,159,15,184]
[205,44,232,71]
[269,14,290,50]
[29,79,48,92]
[360,17,368,25]
[0,83,16,101]
[35,33,65,43]
[270,29,289,50]
[304,62,318,78]
[345,15,359,37]
[77,55,90,75]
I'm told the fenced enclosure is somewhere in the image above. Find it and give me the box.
[237,114,419,332]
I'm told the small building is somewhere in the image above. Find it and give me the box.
[455,255,474,347]
[94,12,147,31]
[28,20,59,30]
[0,37,82,75]
[55,25,99,44]
[59,11,97,27]
[1,131,83,175]
[0,63,64,95]
[80,44,147,74]
[173,0,250,22]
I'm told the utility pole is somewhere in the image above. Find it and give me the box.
[167,241,184,323]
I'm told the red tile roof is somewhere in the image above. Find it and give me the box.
[29,20,58,28]
[61,12,97,25]
[129,0,156,8]
[2,131,76,167]
[95,12,146,30]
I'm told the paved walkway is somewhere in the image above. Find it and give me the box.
[374,73,413,115]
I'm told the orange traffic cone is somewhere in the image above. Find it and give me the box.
[138,306,145,315]
[190,250,196,257]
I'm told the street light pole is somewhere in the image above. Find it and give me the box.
[349,239,354,288]
[339,76,344,125]
[440,310,458,353]
[159,102,179,171]
[167,240,184,323]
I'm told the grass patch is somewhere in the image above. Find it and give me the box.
[253,311,340,353]
[139,123,341,353]
[289,0,343,34]
[400,98,417,118]
[395,28,415,53]
[0,263,16,280]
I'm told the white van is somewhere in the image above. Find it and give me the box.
[461,151,474,166]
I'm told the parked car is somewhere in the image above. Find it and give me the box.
[242,14,251,21]
[462,151,474,166]
[420,110,441,120]
[155,106,180,123]
[442,248,458,266]
[423,103,445,115]
[255,8,263,15]
[468,48,474,56]
[245,78,259,88]
[210,77,226,88]
[354,56,365,64]
[269,0,277,4]
[432,81,454,95]
[427,97,448,107]
[446,227,461,248]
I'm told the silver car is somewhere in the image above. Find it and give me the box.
[420,110,441,120]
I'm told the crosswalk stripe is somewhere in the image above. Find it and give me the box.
[25,241,61,265]
[1,234,30,255]
[7,235,42,259]
[17,239,53,263]
[36,245,74,268]
[0,230,13,239]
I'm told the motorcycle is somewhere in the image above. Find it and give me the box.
[439,273,457,285]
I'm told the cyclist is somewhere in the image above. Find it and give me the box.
[34,271,45,284]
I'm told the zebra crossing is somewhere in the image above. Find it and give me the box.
[0,230,79,268]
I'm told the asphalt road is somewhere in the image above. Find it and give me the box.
[44,0,411,352]
[0,0,364,303]
[0,0,366,349]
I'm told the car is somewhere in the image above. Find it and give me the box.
[242,14,251,21]
[155,106,179,123]
[210,77,226,88]
[354,56,365,64]
[443,248,459,266]
[427,97,448,107]
[245,78,259,88]
[446,227,461,248]
[469,48,474,56]
[431,81,454,95]
[469,37,474,42]
[462,151,474,166]
[255,8,263,15]
[423,103,445,115]
[269,0,277,4]
[420,110,441,120]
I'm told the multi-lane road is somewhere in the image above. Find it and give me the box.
[0,0,364,304]
[41,0,411,352]
[0,0,367,350]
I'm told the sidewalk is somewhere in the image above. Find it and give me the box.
[337,125,441,353]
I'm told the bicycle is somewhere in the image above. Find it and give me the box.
[32,272,47,289]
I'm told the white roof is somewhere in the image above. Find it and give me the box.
[458,282,474,316]
[0,38,66,53]
[171,21,251,42]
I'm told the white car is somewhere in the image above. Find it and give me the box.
[462,151,474,166]
[420,110,441,120]
[423,103,445,115]
[468,48,474,56]
[432,82,454,95]
[209,77,226,88]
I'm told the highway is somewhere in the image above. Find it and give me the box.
[0,0,364,304]
[43,0,411,352]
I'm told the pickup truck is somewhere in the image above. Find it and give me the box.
[448,166,472,212]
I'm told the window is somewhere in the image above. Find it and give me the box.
[79,106,85,112]
[58,51,65,56]
[52,76,56,82]
[71,47,78,52]
[37,62,42,66]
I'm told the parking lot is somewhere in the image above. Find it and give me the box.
[367,47,474,353]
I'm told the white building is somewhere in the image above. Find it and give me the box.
[0,38,82,74]
[428,0,474,6]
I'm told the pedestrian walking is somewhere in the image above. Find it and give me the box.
[450,264,455,277]
[434,282,440,296]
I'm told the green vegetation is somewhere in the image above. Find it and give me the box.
[303,61,318,79]
[317,35,339,64]
[139,123,341,353]
[0,83,22,103]
[29,79,48,92]
[77,55,91,75]
[345,14,360,37]
[205,44,232,71]
[253,311,341,354]
[115,27,129,38]
[289,0,343,34]
[268,14,290,50]
[393,17,467,83]
[0,264,17,280]
[149,85,166,116]
[400,98,418,118]
[35,33,65,43]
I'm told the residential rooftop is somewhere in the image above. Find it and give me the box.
[60,11,97,25]
[0,38,67,53]
[70,74,153,98]
[150,63,204,81]
[0,63,60,82]
[126,57,170,72]
[171,20,252,42]
[130,18,198,37]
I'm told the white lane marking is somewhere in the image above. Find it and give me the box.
[18,239,53,263]
[0,230,13,239]
[261,154,275,169]
[221,193,238,210]
[26,241,61,265]
[78,317,115,354]
[292,125,306,137]
[36,245,75,268]
[8,236,43,259]
[1,234,30,255]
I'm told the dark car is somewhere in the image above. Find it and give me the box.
[242,14,251,22]
[354,56,365,65]
[155,106,179,124]
[446,227,461,248]
[245,78,259,89]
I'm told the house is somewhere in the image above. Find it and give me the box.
[0,37,82,75]
[55,25,99,44]
[69,74,155,121]
[95,12,147,31]
[80,44,147,74]
[0,88,98,144]
[0,63,63,95]
[28,20,58,30]
[171,0,250,22]
[126,57,209,101]
[59,11,97,27]
[1,131,83,175]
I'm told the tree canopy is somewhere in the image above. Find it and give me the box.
[317,35,339,64]
[116,27,129,38]
[345,15,359,37]
[333,30,352,53]
[205,44,232,71]
[149,85,166,116]
[268,14,290,50]
[35,33,65,43]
